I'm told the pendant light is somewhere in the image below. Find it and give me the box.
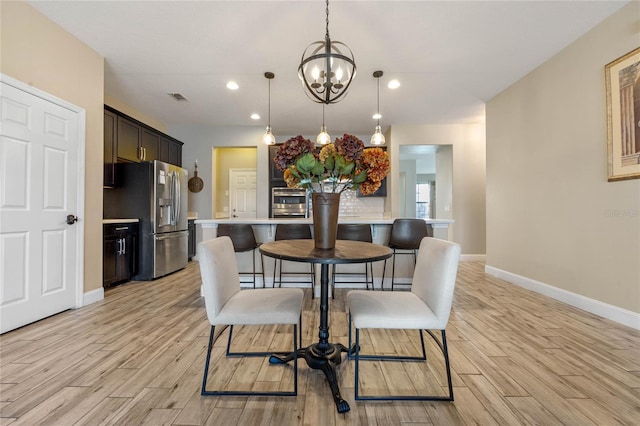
[298,0,356,104]
[370,70,386,146]
[262,72,276,145]
[316,104,331,145]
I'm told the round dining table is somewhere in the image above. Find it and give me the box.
[259,239,392,413]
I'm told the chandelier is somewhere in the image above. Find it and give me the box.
[298,0,356,104]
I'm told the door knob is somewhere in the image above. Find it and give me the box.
[66,214,78,225]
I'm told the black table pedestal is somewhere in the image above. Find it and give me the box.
[260,240,392,414]
[270,342,351,413]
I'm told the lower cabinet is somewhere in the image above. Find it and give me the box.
[188,219,196,261]
[103,222,139,287]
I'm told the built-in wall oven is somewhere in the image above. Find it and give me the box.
[272,187,308,218]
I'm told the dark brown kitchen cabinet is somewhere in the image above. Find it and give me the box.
[188,219,196,261]
[116,116,142,162]
[268,145,286,217]
[160,136,182,167]
[103,222,138,287]
[117,119,159,163]
[104,105,184,185]
[104,110,117,187]
[141,128,159,162]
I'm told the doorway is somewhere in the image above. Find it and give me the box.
[398,145,452,219]
[213,147,257,218]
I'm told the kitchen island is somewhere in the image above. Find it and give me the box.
[196,217,453,242]
[195,217,454,291]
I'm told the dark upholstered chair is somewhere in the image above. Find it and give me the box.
[347,237,461,401]
[217,224,264,288]
[331,224,374,298]
[382,219,432,290]
[273,224,316,298]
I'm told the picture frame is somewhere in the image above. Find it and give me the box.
[605,47,640,181]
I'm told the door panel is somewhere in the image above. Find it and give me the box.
[229,169,257,218]
[0,80,82,333]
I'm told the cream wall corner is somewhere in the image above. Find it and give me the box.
[1,1,104,294]
[486,1,640,317]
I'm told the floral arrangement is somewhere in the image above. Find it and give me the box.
[273,134,390,195]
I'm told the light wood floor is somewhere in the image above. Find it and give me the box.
[1,261,639,425]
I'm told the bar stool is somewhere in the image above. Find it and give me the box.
[274,224,316,298]
[382,219,432,291]
[217,224,264,288]
[331,224,374,299]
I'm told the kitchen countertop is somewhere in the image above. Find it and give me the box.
[103,218,139,224]
[195,217,454,227]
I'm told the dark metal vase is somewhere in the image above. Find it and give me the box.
[311,192,340,250]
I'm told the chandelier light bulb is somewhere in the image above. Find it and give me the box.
[335,67,343,82]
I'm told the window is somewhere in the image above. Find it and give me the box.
[416,181,433,219]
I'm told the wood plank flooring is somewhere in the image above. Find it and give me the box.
[1,261,639,425]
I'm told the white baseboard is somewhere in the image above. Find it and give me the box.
[83,287,104,306]
[461,254,486,262]
[485,265,640,330]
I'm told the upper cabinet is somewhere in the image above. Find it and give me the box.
[160,136,182,167]
[104,110,117,187]
[141,128,159,162]
[116,116,142,162]
[104,106,184,187]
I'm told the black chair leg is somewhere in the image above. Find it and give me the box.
[202,324,299,397]
[352,325,453,402]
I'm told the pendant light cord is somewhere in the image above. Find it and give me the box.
[268,78,271,127]
[377,76,381,126]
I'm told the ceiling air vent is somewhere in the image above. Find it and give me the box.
[168,92,189,101]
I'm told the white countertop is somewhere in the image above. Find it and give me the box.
[103,218,139,224]
[195,217,454,227]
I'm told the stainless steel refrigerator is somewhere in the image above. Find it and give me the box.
[104,160,188,280]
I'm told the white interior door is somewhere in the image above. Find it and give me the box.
[0,76,84,334]
[229,168,256,218]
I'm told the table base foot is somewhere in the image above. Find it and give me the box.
[270,342,351,413]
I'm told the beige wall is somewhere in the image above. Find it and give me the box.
[1,1,104,293]
[388,123,487,256]
[486,2,640,314]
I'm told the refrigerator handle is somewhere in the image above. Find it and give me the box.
[170,171,180,225]
[169,171,175,225]
[174,171,181,224]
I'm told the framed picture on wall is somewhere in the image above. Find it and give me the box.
[605,47,640,181]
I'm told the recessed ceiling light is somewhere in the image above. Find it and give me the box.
[250,113,260,120]
[226,81,239,90]
[372,113,382,120]
[387,80,400,89]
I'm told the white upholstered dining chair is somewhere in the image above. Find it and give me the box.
[347,237,461,401]
[198,236,304,397]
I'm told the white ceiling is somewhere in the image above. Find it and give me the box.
[29,0,627,137]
